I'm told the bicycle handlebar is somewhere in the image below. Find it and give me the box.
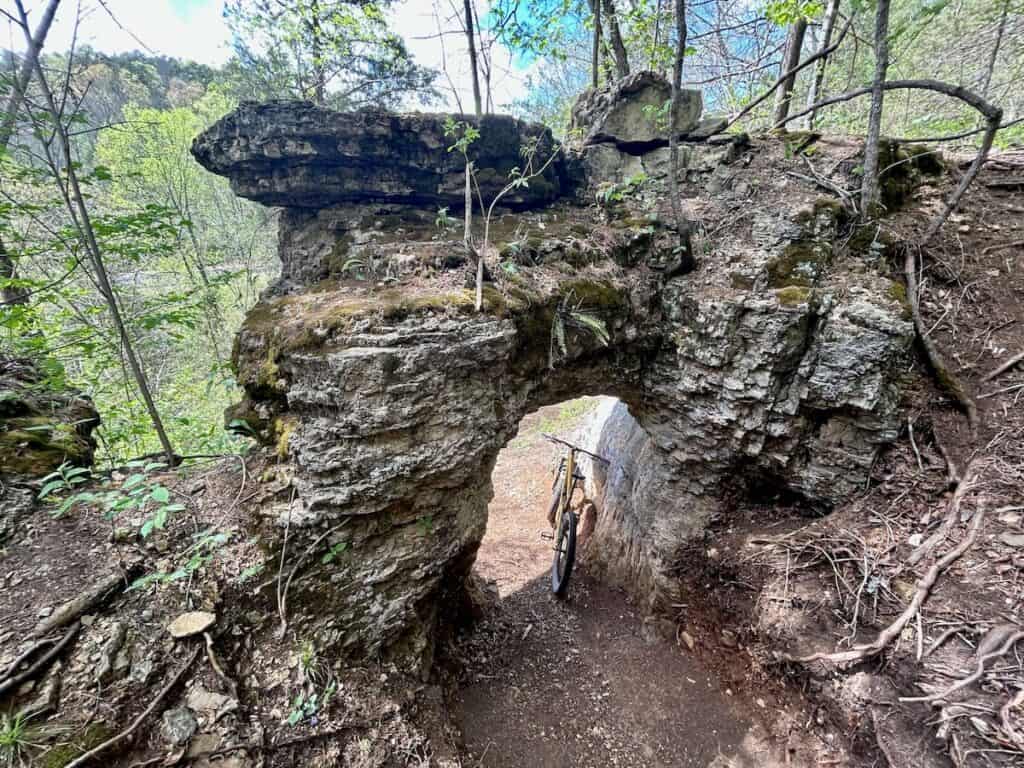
[541,433,611,465]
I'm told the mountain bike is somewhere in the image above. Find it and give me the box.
[542,433,610,597]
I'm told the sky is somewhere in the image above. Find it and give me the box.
[4,0,532,110]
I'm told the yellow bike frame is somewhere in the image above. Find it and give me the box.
[554,448,577,534]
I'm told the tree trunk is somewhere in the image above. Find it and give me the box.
[601,0,630,79]
[589,0,601,89]
[17,0,178,465]
[1,0,60,307]
[310,0,326,104]
[668,0,694,273]
[980,0,1009,99]
[860,0,891,219]
[804,0,840,130]
[651,0,662,71]
[772,18,808,127]
[463,0,483,116]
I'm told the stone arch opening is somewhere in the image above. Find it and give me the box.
[191,94,916,673]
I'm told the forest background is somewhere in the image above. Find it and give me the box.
[2,0,1022,466]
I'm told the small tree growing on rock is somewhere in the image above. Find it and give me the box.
[443,117,562,312]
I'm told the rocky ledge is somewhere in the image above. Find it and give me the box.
[192,82,934,670]
[191,102,565,209]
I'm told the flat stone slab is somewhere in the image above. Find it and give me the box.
[192,102,565,209]
[167,611,215,638]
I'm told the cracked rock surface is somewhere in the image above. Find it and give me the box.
[192,90,918,669]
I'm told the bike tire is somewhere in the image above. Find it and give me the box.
[551,509,577,597]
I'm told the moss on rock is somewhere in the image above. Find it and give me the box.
[766,242,830,288]
[775,286,813,306]
[560,278,626,310]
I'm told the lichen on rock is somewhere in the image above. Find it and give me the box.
[192,90,920,670]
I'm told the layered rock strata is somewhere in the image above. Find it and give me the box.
[194,93,917,668]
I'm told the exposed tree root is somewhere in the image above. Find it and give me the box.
[785,509,985,665]
[33,564,141,638]
[900,626,1024,704]
[63,646,201,768]
[905,246,979,433]
[907,459,978,567]
[1000,687,1024,748]
[0,622,79,697]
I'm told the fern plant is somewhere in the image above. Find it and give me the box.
[549,290,611,369]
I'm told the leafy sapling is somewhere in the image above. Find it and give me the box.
[444,117,562,311]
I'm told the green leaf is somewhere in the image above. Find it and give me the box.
[38,480,67,500]
[140,519,155,539]
[150,486,170,504]
[122,473,146,490]
[154,507,169,531]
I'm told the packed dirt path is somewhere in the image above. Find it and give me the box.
[450,400,780,767]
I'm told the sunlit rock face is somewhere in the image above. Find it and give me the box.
[193,86,916,670]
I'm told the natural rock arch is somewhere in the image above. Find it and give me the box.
[192,85,921,671]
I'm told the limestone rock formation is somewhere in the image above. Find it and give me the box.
[0,356,100,543]
[191,101,564,209]
[570,71,704,150]
[194,93,916,670]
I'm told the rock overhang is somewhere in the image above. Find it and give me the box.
[191,101,567,209]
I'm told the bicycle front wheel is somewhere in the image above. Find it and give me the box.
[551,509,577,597]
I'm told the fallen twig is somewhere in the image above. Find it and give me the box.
[979,383,1024,400]
[982,348,1024,383]
[980,240,1024,257]
[785,508,985,665]
[908,417,924,473]
[203,631,238,700]
[63,645,201,768]
[784,169,857,213]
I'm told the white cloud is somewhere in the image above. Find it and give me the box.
[6,0,232,65]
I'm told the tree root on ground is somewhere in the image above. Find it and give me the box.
[906,459,979,567]
[784,508,985,665]
[900,625,1024,704]
[905,246,979,433]
[1000,687,1024,748]
[0,622,79,698]
[33,563,142,638]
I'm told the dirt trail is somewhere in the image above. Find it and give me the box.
[451,402,780,767]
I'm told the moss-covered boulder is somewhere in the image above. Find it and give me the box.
[0,356,100,543]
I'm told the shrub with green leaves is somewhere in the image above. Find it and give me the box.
[39,460,183,539]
